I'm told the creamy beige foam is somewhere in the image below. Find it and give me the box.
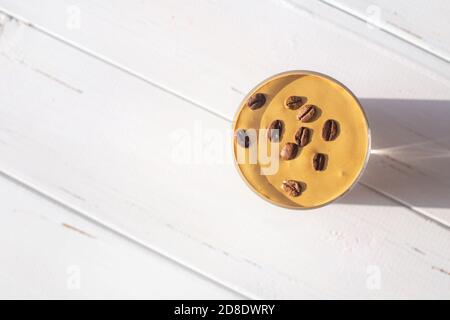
[233,71,370,209]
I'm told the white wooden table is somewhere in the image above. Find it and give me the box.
[0,0,449,299]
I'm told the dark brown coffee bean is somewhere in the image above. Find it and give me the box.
[267,120,283,142]
[281,180,303,197]
[297,105,316,122]
[247,93,266,110]
[322,119,339,141]
[285,96,305,110]
[235,129,251,148]
[280,143,298,160]
[313,153,327,171]
[294,127,311,147]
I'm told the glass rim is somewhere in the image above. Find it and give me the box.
[231,70,371,210]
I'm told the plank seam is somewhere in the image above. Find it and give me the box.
[0,9,448,231]
[318,0,450,64]
[0,7,230,123]
[0,169,252,299]
[278,0,450,85]
[359,182,450,230]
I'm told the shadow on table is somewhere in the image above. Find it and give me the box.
[337,98,450,209]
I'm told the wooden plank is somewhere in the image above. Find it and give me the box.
[0,17,449,298]
[0,175,241,299]
[1,0,450,225]
[319,0,450,63]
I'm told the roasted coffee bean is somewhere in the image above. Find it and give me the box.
[281,180,303,197]
[285,96,305,110]
[267,120,283,142]
[322,119,339,141]
[280,143,299,160]
[297,105,316,122]
[235,129,251,148]
[294,127,311,147]
[247,93,266,110]
[313,153,327,171]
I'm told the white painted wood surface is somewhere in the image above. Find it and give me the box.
[0,0,449,299]
[0,174,241,299]
[319,0,450,63]
[1,0,449,225]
